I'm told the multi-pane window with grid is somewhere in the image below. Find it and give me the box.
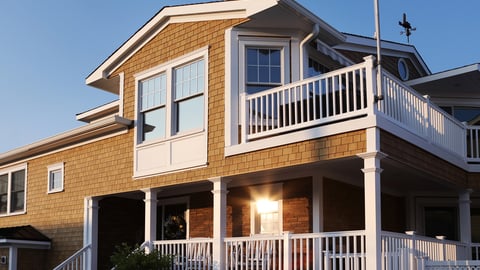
[246,48,281,94]
[140,73,167,141]
[0,167,26,216]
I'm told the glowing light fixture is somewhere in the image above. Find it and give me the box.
[256,199,279,214]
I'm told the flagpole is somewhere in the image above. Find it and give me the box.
[374,0,383,100]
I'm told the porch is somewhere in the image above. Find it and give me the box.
[150,230,480,270]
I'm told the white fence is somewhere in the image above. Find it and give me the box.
[153,238,213,269]
[225,230,366,270]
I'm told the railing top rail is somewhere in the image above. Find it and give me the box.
[382,231,469,246]
[292,230,366,239]
[225,234,283,242]
[245,61,368,99]
[153,238,213,245]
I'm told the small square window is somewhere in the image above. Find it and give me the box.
[48,163,64,194]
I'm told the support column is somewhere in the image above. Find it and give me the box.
[8,246,17,270]
[358,127,386,270]
[143,188,159,252]
[84,197,99,270]
[210,177,229,270]
[312,175,324,233]
[459,189,472,256]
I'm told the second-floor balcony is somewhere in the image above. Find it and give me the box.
[234,56,480,169]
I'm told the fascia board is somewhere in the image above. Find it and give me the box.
[85,0,278,88]
[0,115,132,166]
[407,63,480,86]
[0,239,51,249]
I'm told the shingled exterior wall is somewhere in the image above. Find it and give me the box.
[0,19,368,268]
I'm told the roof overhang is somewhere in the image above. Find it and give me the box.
[407,63,480,100]
[0,115,132,166]
[334,33,431,76]
[86,0,280,93]
[0,226,51,249]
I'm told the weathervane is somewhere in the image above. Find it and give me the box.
[399,13,416,43]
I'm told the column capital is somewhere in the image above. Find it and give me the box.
[357,151,388,160]
[361,168,384,174]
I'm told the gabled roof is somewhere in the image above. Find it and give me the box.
[0,225,51,249]
[86,0,345,93]
[86,0,280,93]
[334,33,431,77]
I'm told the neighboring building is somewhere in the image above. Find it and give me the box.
[1,0,480,269]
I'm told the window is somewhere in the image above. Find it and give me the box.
[246,48,282,94]
[239,38,290,96]
[174,60,205,133]
[140,74,167,141]
[0,164,27,216]
[308,57,330,77]
[250,183,283,235]
[137,57,206,143]
[48,163,64,193]
[255,199,281,234]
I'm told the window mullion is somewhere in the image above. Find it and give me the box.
[166,68,173,138]
[7,172,11,215]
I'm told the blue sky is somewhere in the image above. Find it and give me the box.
[0,0,479,153]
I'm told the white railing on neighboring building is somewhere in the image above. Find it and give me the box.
[239,56,480,163]
[420,260,480,270]
[153,238,213,270]
[52,244,91,270]
[225,230,366,270]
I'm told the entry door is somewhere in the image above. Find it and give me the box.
[157,203,187,240]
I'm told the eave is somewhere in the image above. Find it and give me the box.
[0,115,132,166]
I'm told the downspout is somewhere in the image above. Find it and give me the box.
[300,24,320,80]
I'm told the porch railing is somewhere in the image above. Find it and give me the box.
[382,231,471,270]
[52,244,91,270]
[152,238,213,270]
[239,56,480,163]
[225,230,366,270]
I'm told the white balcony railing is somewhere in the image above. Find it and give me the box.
[240,56,480,164]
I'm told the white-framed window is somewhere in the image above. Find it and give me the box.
[47,163,64,193]
[239,38,291,95]
[0,164,27,216]
[134,47,209,177]
[136,51,207,144]
[250,183,283,235]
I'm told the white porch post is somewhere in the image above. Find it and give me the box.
[8,246,17,270]
[358,127,386,270]
[84,197,99,270]
[459,189,472,258]
[210,177,228,270]
[143,188,159,252]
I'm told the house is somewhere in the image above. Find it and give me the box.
[1,0,480,269]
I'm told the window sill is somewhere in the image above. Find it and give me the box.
[0,210,26,218]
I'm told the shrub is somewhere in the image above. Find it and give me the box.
[110,243,172,270]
